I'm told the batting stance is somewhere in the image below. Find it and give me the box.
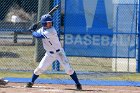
[26,14,82,90]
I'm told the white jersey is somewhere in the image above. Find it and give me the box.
[34,27,74,76]
[37,27,62,51]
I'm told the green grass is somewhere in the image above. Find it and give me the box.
[0,46,112,72]
[0,46,38,70]
[0,71,140,81]
[0,45,138,81]
[100,73,140,81]
[0,71,70,79]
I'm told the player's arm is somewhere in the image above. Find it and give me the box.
[32,31,45,38]
[32,30,49,39]
[28,24,44,38]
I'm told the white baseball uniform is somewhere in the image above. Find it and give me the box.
[34,27,74,75]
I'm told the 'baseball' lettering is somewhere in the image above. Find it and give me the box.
[65,34,135,47]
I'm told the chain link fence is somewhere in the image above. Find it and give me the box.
[0,0,139,81]
[0,0,54,71]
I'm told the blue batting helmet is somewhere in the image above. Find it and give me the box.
[40,14,52,26]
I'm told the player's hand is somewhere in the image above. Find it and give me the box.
[28,23,38,32]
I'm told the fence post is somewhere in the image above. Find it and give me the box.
[35,0,50,62]
[137,1,140,73]
[52,0,61,71]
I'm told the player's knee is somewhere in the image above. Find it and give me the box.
[34,67,44,75]
[66,69,74,75]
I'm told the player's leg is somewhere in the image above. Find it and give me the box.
[26,53,55,88]
[70,71,82,90]
[61,63,82,90]
[57,50,82,90]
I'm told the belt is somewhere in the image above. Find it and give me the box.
[49,49,60,54]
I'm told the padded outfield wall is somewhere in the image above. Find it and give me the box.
[64,0,139,72]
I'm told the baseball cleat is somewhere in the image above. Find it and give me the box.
[26,82,34,88]
[76,84,82,90]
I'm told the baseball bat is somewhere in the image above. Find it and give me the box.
[48,4,59,15]
[28,4,60,31]
[38,4,60,24]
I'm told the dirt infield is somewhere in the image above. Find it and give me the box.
[0,83,140,93]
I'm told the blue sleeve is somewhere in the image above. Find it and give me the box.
[32,32,45,38]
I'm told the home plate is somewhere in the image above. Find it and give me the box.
[33,86,46,88]
[40,89,64,92]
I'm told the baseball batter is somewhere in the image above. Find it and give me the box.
[26,14,82,90]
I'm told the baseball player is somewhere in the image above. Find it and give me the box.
[26,14,82,90]
[0,78,8,85]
